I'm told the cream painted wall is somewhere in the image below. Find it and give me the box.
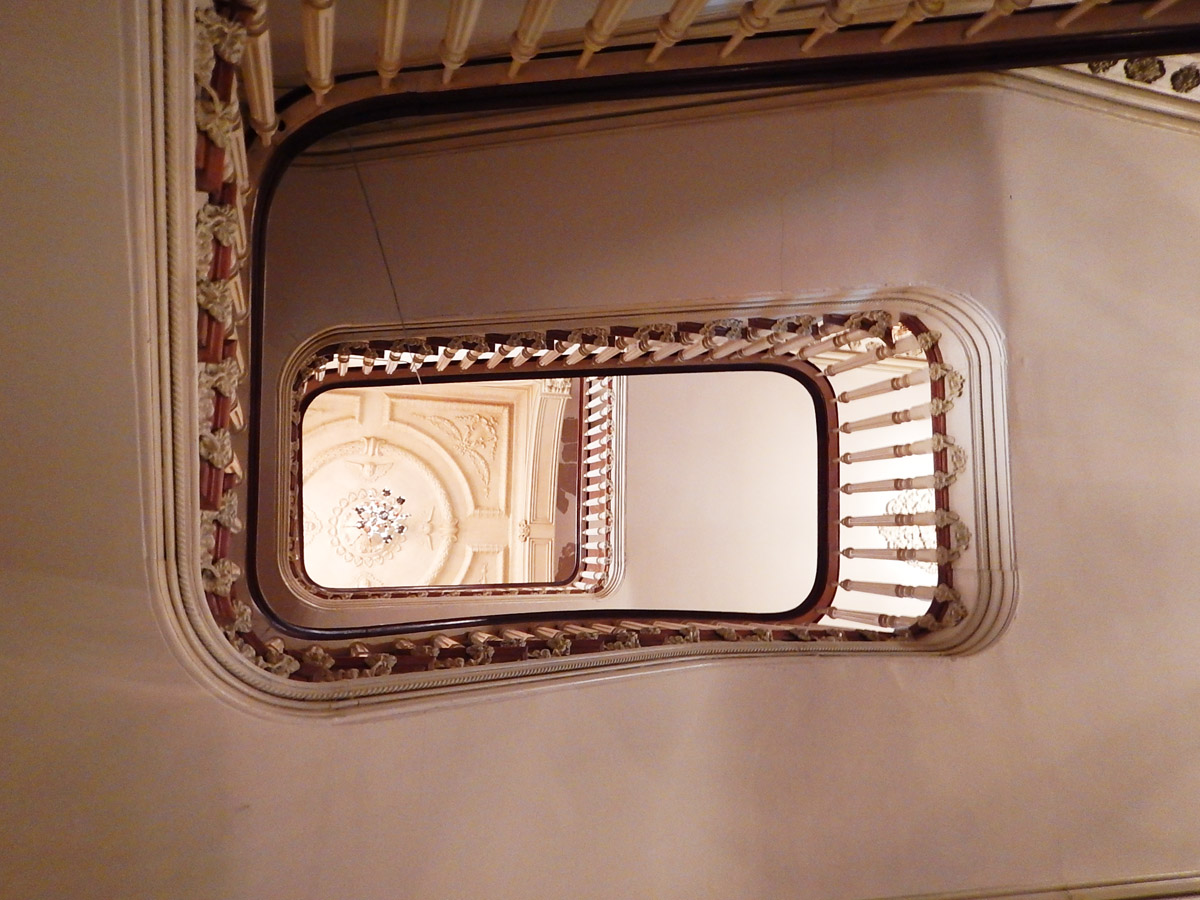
[3,6,1200,900]
[617,370,820,613]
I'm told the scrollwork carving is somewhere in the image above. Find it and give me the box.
[226,599,253,634]
[846,310,893,338]
[202,558,242,597]
[197,278,235,329]
[259,639,302,677]
[1171,64,1200,93]
[767,315,816,345]
[698,318,745,349]
[195,7,246,68]
[1124,56,1166,85]
[196,93,241,150]
[199,357,241,397]
[199,427,233,468]
[424,413,499,492]
[303,645,336,671]
[197,203,240,248]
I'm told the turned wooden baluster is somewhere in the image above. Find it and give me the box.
[840,434,955,464]
[964,0,1032,39]
[822,330,939,375]
[838,579,957,602]
[802,0,860,52]
[301,0,336,104]
[827,607,920,628]
[881,0,944,44]
[509,0,561,76]
[377,0,410,89]
[578,0,637,69]
[839,399,953,433]
[440,0,486,83]
[648,0,710,63]
[841,474,949,493]
[237,0,278,145]
[1056,0,1111,28]
[721,0,790,58]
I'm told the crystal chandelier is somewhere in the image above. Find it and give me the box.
[353,488,410,546]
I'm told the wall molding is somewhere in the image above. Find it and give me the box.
[875,871,1200,900]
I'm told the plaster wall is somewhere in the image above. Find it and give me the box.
[3,5,1200,899]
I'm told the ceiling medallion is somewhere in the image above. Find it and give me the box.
[353,487,410,545]
[329,488,411,566]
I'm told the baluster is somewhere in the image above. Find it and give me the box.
[377,0,410,89]
[836,368,931,403]
[802,0,859,52]
[838,579,957,602]
[360,347,377,374]
[578,0,638,69]
[238,1,278,145]
[301,0,336,105]
[798,328,870,359]
[838,399,953,433]
[826,608,920,628]
[650,335,693,361]
[485,343,516,370]
[822,330,939,376]
[770,319,842,356]
[678,321,744,361]
[881,0,943,44]
[721,0,789,58]
[648,0,710,63]
[583,434,611,452]
[584,409,611,425]
[509,0,561,77]
[592,341,626,364]
[619,620,660,633]
[841,511,940,527]
[440,0,486,83]
[567,331,611,365]
[842,547,947,563]
[227,119,250,192]
[442,336,488,371]
[840,434,952,464]
[563,624,600,636]
[964,0,1032,38]
[622,325,677,362]
[509,338,545,368]
[840,474,944,493]
[739,316,814,357]
[1056,0,1111,27]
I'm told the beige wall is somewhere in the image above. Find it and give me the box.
[3,5,1200,899]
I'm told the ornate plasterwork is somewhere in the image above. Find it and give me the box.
[423,413,499,494]
[296,378,588,594]
[1072,54,1200,99]
[288,375,615,603]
